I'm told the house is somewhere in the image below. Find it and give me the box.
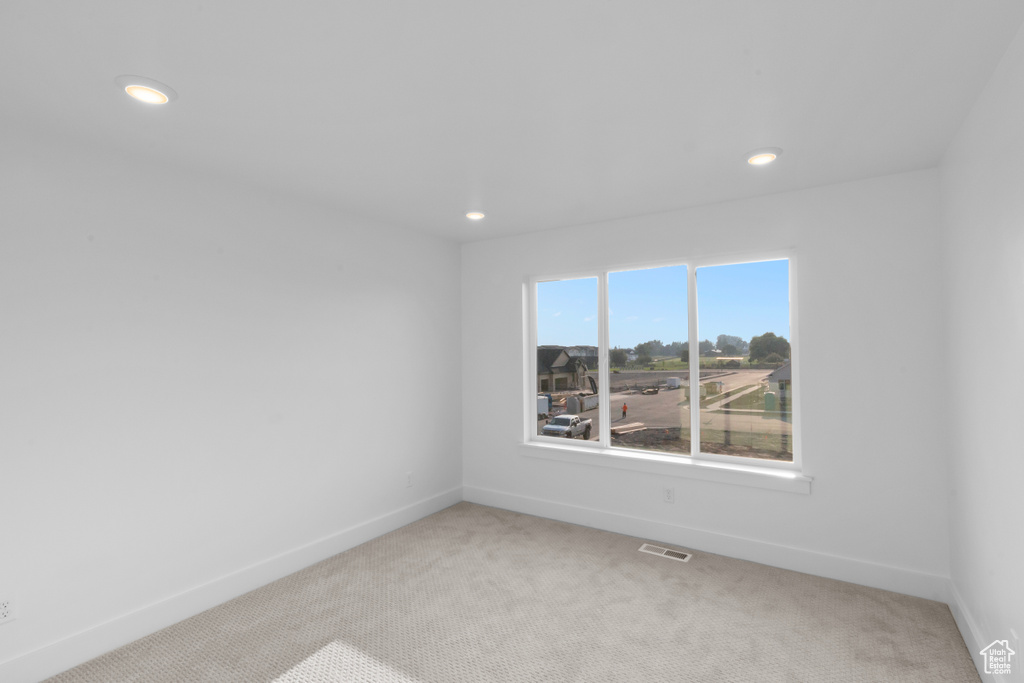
[536,345,574,392]
[537,345,594,393]
[2,3,1022,682]
[564,345,599,373]
[766,363,792,393]
[565,345,599,386]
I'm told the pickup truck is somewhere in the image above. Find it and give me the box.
[542,414,592,439]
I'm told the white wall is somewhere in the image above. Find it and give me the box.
[0,128,462,682]
[940,21,1024,670]
[462,170,952,600]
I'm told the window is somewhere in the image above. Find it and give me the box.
[530,257,797,467]
[535,277,599,440]
[608,264,689,454]
[695,260,793,461]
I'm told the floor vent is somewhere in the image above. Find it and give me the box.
[638,543,692,562]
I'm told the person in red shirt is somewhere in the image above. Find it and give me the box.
[622,403,628,419]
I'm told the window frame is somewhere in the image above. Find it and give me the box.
[524,251,809,494]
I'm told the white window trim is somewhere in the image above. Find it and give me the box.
[524,250,809,495]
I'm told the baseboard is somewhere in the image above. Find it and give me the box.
[948,581,988,680]
[463,485,951,603]
[1,486,463,683]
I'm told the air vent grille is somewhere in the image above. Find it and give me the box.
[638,543,691,562]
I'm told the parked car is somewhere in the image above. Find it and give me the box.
[541,414,592,439]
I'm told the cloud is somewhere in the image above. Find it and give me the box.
[552,311,562,317]
[584,316,594,322]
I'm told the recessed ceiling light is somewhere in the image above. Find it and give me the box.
[466,212,485,220]
[746,147,782,166]
[115,75,177,104]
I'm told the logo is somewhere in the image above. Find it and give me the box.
[980,640,1016,676]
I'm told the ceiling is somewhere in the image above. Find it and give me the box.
[3,1,1023,242]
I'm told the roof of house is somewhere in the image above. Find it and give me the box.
[537,347,571,374]
[767,363,792,382]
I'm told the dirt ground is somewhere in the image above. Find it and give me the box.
[611,427,791,461]
[539,369,793,461]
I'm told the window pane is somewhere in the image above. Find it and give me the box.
[607,265,689,455]
[536,278,599,441]
[696,260,793,461]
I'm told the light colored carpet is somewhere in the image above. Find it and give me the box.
[46,503,980,682]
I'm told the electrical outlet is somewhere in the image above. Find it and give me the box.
[663,487,675,504]
[406,471,414,488]
[0,598,15,625]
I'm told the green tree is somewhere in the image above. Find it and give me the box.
[699,339,715,355]
[678,342,690,361]
[610,347,627,367]
[635,340,665,358]
[716,334,747,354]
[748,332,791,362]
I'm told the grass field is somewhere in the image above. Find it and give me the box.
[700,384,756,407]
[721,385,768,409]
[722,385,795,412]
[611,355,750,372]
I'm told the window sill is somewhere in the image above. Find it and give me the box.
[521,441,812,494]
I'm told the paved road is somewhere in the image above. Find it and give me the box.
[613,370,775,427]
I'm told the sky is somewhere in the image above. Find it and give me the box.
[536,259,790,349]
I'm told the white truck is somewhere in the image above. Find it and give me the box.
[541,414,592,439]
